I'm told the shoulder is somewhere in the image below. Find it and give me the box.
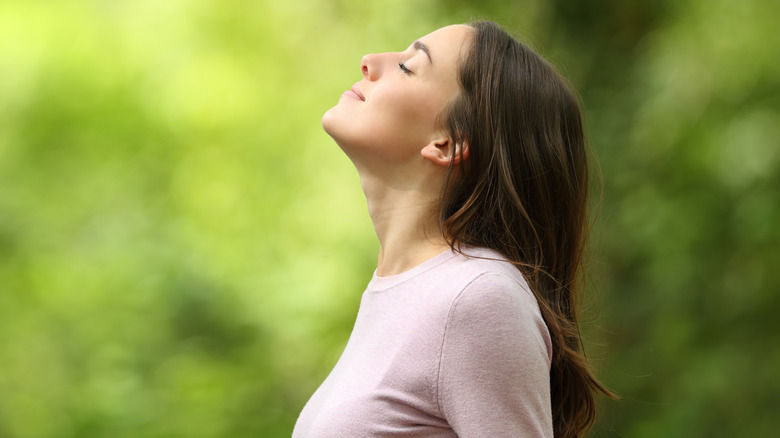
[431,245,526,282]
[438,248,552,362]
[453,271,537,318]
[440,246,536,304]
[435,252,554,436]
[439,246,553,362]
[446,271,547,348]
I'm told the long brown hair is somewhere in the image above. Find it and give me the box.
[440,21,616,437]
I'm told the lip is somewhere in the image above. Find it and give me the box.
[350,84,365,101]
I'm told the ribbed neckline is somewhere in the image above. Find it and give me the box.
[367,248,458,292]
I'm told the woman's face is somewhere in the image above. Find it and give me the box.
[322,25,472,167]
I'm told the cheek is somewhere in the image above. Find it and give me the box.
[367,86,442,143]
[321,83,449,164]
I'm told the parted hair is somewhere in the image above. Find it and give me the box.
[440,20,616,438]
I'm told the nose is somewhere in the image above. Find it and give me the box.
[361,54,378,80]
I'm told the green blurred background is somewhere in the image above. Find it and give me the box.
[1,0,778,436]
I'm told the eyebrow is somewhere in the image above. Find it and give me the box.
[414,41,433,65]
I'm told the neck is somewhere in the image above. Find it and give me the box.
[359,173,450,277]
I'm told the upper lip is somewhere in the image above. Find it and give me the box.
[351,84,365,101]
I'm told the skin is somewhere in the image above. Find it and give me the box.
[322,24,473,276]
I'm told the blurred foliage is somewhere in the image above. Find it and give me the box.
[0,0,777,437]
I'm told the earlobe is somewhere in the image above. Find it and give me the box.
[421,138,469,167]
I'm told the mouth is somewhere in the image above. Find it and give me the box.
[350,84,365,101]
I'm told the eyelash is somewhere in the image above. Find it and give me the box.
[398,62,412,75]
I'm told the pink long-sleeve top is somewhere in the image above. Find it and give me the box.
[293,246,554,437]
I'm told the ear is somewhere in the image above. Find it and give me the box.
[421,137,470,167]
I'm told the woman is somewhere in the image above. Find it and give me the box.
[293,21,614,437]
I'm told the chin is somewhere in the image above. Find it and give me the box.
[321,106,337,136]
[321,105,356,147]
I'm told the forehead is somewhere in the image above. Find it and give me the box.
[416,25,473,68]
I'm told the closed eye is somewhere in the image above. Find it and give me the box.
[398,62,412,75]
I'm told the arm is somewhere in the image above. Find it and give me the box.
[437,272,554,437]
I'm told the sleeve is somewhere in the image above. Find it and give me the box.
[436,272,554,437]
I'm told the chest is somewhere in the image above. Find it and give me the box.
[294,291,455,437]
